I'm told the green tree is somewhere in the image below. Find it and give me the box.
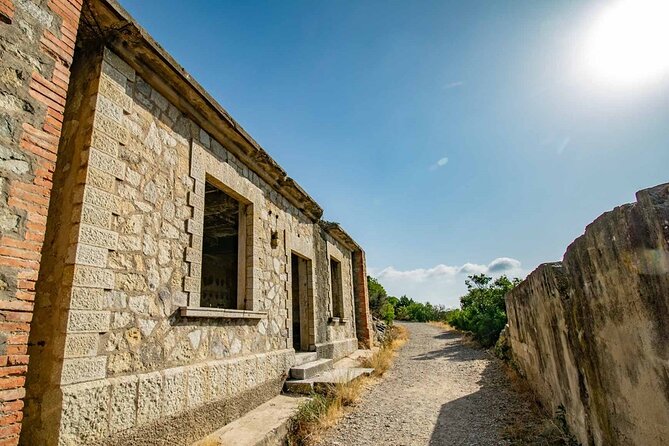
[447,274,520,347]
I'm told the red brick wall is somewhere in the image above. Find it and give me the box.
[352,250,373,348]
[0,1,82,444]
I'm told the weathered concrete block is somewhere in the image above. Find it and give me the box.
[184,247,199,262]
[72,265,115,289]
[87,167,116,192]
[162,367,187,417]
[67,310,111,333]
[189,262,201,279]
[91,128,120,157]
[83,187,117,212]
[60,380,111,444]
[104,47,136,81]
[72,244,109,268]
[109,375,138,434]
[99,73,133,112]
[227,355,258,397]
[186,218,202,236]
[80,204,113,229]
[208,361,228,400]
[78,225,118,250]
[88,147,126,180]
[137,372,163,424]
[95,114,129,145]
[187,364,210,408]
[69,287,108,310]
[61,356,107,385]
[183,276,200,293]
[96,94,123,122]
[101,60,128,88]
[64,333,99,358]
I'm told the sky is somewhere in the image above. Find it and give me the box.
[120,0,669,307]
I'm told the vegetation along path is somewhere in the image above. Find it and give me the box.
[317,322,547,446]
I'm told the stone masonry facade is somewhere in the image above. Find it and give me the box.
[0,0,373,445]
[0,1,82,445]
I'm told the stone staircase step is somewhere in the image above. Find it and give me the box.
[289,358,332,380]
[284,367,374,395]
[294,352,318,367]
[191,394,307,446]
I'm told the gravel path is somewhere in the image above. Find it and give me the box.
[317,322,534,446]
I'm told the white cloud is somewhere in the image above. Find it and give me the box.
[443,81,465,89]
[370,257,527,308]
[429,157,449,171]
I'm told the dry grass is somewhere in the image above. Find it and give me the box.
[500,363,575,445]
[287,324,408,445]
[360,324,408,376]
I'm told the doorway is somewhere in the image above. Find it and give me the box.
[291,253,314,352]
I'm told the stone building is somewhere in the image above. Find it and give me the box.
[0,0,373,445]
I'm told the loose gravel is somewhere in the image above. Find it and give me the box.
[317,322,538,446]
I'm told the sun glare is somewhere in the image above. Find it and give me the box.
[584,0,669,87]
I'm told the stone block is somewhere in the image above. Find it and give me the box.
[99,73,133,112]
[60,380,111,444]
[188,190,203,209]
[109,375,138,434]
[191,235,203,251]
[187,364,210,408]
[67,310,111,333]
[193,179,205,197]
[162,367,187,416]
[72,265,115,289]
[208,361,228,400]
[183,276,200,293]
[227,355,257,397]
[95,114,129,145]
[69,287,108,310]
[80,204,113,229]
[189,262,201,279]
[186,218,202,236]
[88,147,126,180]
[91,128,119,157]
[137,372,163,424]
[79,224,118,250]
[72,244,109,268]
[61,356,107,385]
[104,47,136,81]
[101,60,127,88]
[83,187,117,212]
[184,247,199,262]
[64,333,99,358]
[87,167,116,192]
[96,94,123,122]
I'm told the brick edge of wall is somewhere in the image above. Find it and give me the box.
[0,1,82,445]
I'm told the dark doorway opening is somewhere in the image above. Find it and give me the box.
[291,253,301,351]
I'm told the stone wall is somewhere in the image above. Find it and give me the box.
[506,183,669,446]
[0,1,82,444]
[22,39,361,445]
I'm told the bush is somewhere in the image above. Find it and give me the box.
[446,274,519,347]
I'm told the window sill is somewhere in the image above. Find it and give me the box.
[179,307,267,319]
[328,317,348,324]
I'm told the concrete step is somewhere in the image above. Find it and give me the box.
[294,352,318,367]
[284,367,374,395]
[192,394,307,446]
[289,358,332,380]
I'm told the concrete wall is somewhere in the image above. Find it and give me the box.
[22,43,360,446]
[506,183,669,446]
[0,1,82,444]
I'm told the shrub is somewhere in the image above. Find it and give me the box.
[446,274,519,347]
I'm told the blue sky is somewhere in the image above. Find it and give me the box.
[121,0,669,307]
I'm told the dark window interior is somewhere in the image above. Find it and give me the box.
[330,258,343,318]
[201,181,239,309]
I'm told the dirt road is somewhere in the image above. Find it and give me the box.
[317,322,539,446]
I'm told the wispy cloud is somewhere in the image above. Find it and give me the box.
[429,156,449,171]
[556,137,571,155]
[369,257,527,307]
[443,81,465,90]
